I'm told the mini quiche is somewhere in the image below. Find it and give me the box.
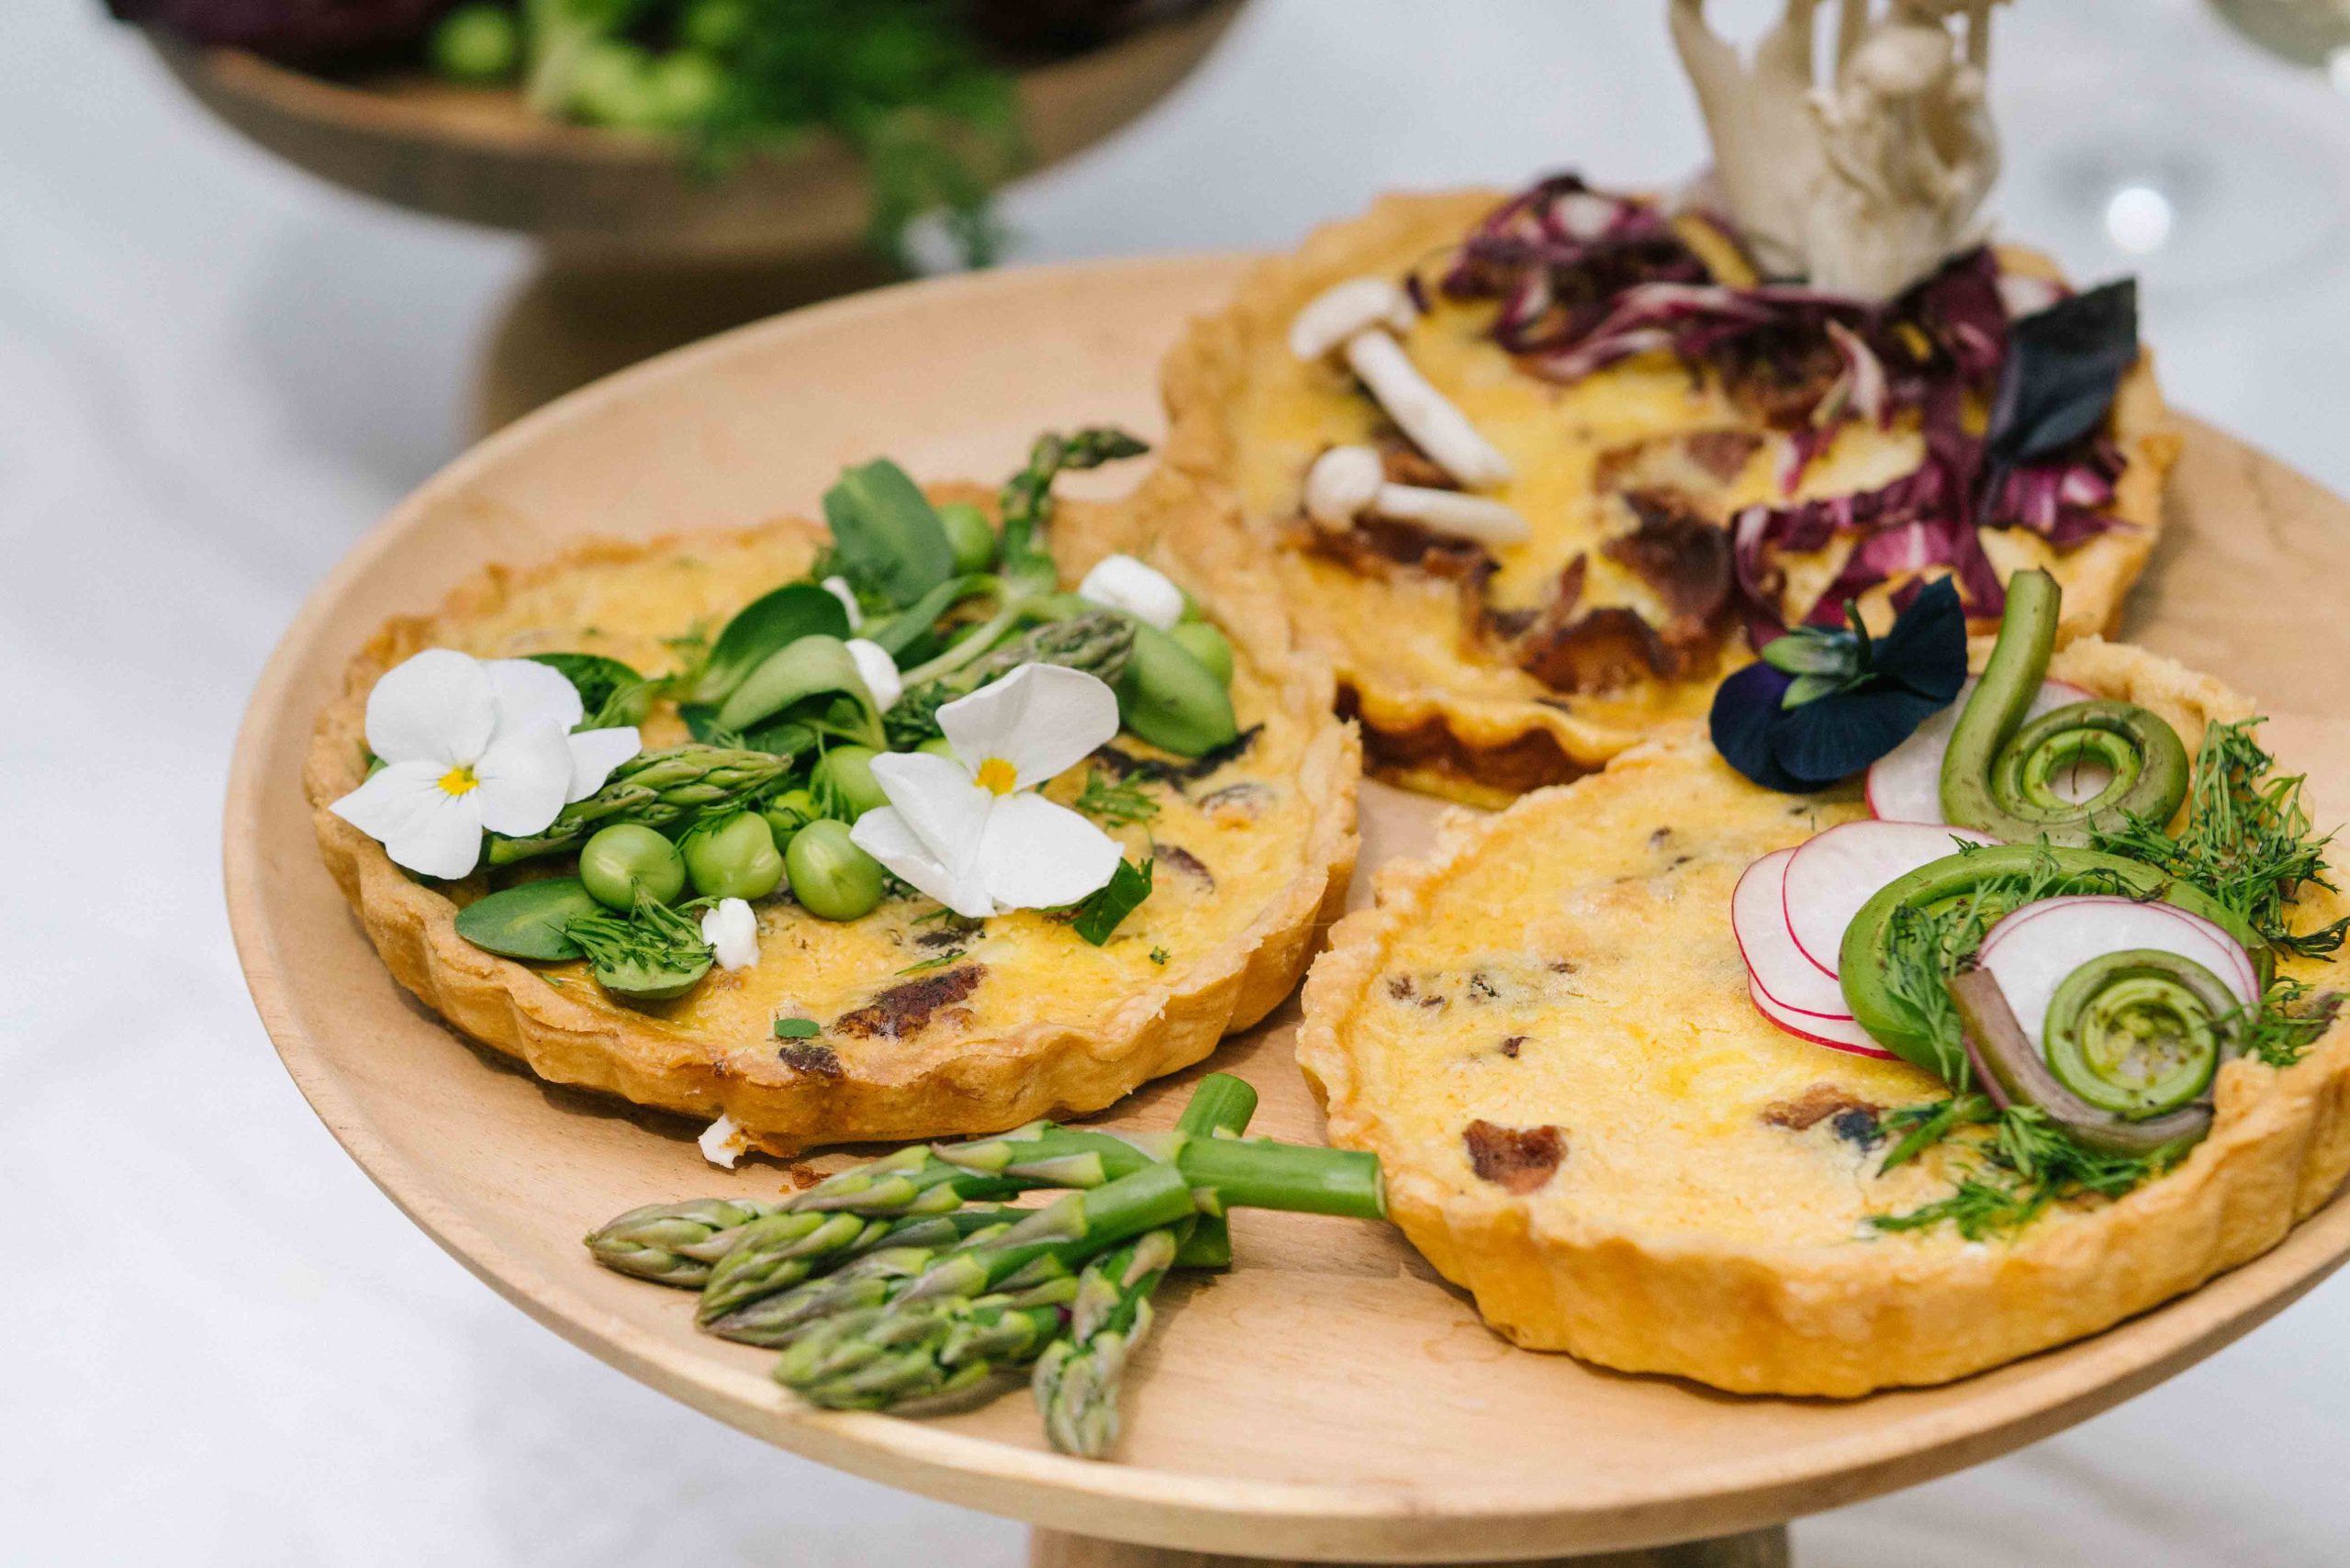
[1159,181,2179,804]
[1295,605,2349,1396]
[307,465,1360,1155]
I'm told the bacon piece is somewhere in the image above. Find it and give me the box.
[1517,605,1677,694]
[778,1042,844,1078]
[1684,429,1766,483]
[1462,1119,1567,1193]
[832,966,986,1041]
[1761,1084,1883,1132]
[1605,489,1734,647]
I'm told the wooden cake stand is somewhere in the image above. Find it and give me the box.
[222,256,2350,1566]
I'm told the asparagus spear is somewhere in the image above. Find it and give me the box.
[1031,1073,1258,1456]
[487,745,794,865]
[696,1206,1013,1325]
[774,1163,1197,1408]
[1032,1228,1179,1458]
[585,1197,776,1286]
[997,427,1151,561]
[780,1117,1384,1223]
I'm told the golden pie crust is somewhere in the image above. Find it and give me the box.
[1295,639,2350,1396]
[1160,190,2181,806]
[306,489,1360,1154]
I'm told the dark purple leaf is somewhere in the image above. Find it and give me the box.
[1986,280,2138,470]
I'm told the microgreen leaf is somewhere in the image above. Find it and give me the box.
[774,1017,822,1038]
[1070,857,1153,946]
[688,582,853,706]
[822,459,956,608]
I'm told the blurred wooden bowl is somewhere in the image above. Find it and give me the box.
[150,1,1241,265]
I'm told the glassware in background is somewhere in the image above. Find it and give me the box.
[1991,0,2350,298]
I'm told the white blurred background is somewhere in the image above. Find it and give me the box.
[6,1,2349,1563]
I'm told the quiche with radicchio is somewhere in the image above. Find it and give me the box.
[1158,181,2178,803]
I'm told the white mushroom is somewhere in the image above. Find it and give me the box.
[1304,445,1530,548]
[1290,276,1513,490]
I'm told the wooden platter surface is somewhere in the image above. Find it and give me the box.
[222,255,2350,1563]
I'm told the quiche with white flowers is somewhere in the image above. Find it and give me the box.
[1158,183,2177,804]
[307,439,1359,1154]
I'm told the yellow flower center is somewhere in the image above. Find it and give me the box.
[438,765,481,798]
[974,756,1019,796]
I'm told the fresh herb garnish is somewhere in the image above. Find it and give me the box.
[898,950,965,974]
[527,652,659,728]
[564,893,713,1002]
[1869,1100,2186,1240]
[1147,946,1169,966]
[774,1017,822,1038]
[2093,717,2347,962]
[1710,579,1966,792]
[822,458,957,609]
[1072,769,1159,827]
[1070,857,1153,946]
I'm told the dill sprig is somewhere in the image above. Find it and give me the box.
[2242,977,2344,1069]
[1868,1102,2189,1240]
[1072,769,1160,828]
[2093,717,2347,961]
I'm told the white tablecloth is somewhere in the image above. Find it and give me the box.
[6,2,2346,1562]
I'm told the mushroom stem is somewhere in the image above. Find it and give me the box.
[1341,333,1514,489]
[1304,446,1529,547]
[1289,275,1513,490]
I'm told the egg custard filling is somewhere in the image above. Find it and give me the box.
[308,433,1359,1153]
[1299,573,2347,1396]
[1160,180,2177,802]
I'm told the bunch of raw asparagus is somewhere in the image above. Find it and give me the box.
[583,1076,1383,1457]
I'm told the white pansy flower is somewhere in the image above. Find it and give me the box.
[821,575,864,631]
[849,664,1125,919]
[328,649,642,880]
[844,637,904,711]
[1077,554,1186,630]
[700,898,760,970]
[698,1113,751,1169]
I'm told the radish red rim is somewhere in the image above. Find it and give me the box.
[1733,849,1857,1020]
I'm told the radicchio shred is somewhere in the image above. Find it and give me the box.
[1428,174,2136,643]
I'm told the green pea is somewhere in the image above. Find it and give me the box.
[579,824,687,911]
[679,0,752,53]
[429,2,520,84]
[1167,621,1235,687]
[936,502,999,574]
[787,820,887,921]
[917,736,957,759]
[813,745,890,821]
[682,812,785,901]
[1116,621,1239,756]
[566,41,662,128]
[760,787,820,846]
[645,50,725,127]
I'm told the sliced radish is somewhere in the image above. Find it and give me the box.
[1866,677,2093,824]
[1749,980,1896,1058]
[1976,895,2258,1052]
[1783,821,1998,980]
[1733,849,1854,1018]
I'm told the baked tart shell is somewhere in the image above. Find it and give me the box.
[306,497,1360,1154]
[1161,191,2182,808]
[1295,638,2350,1395]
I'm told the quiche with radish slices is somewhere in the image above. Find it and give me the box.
[1157,183,2177,804]
[1295,573,2348,1395]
